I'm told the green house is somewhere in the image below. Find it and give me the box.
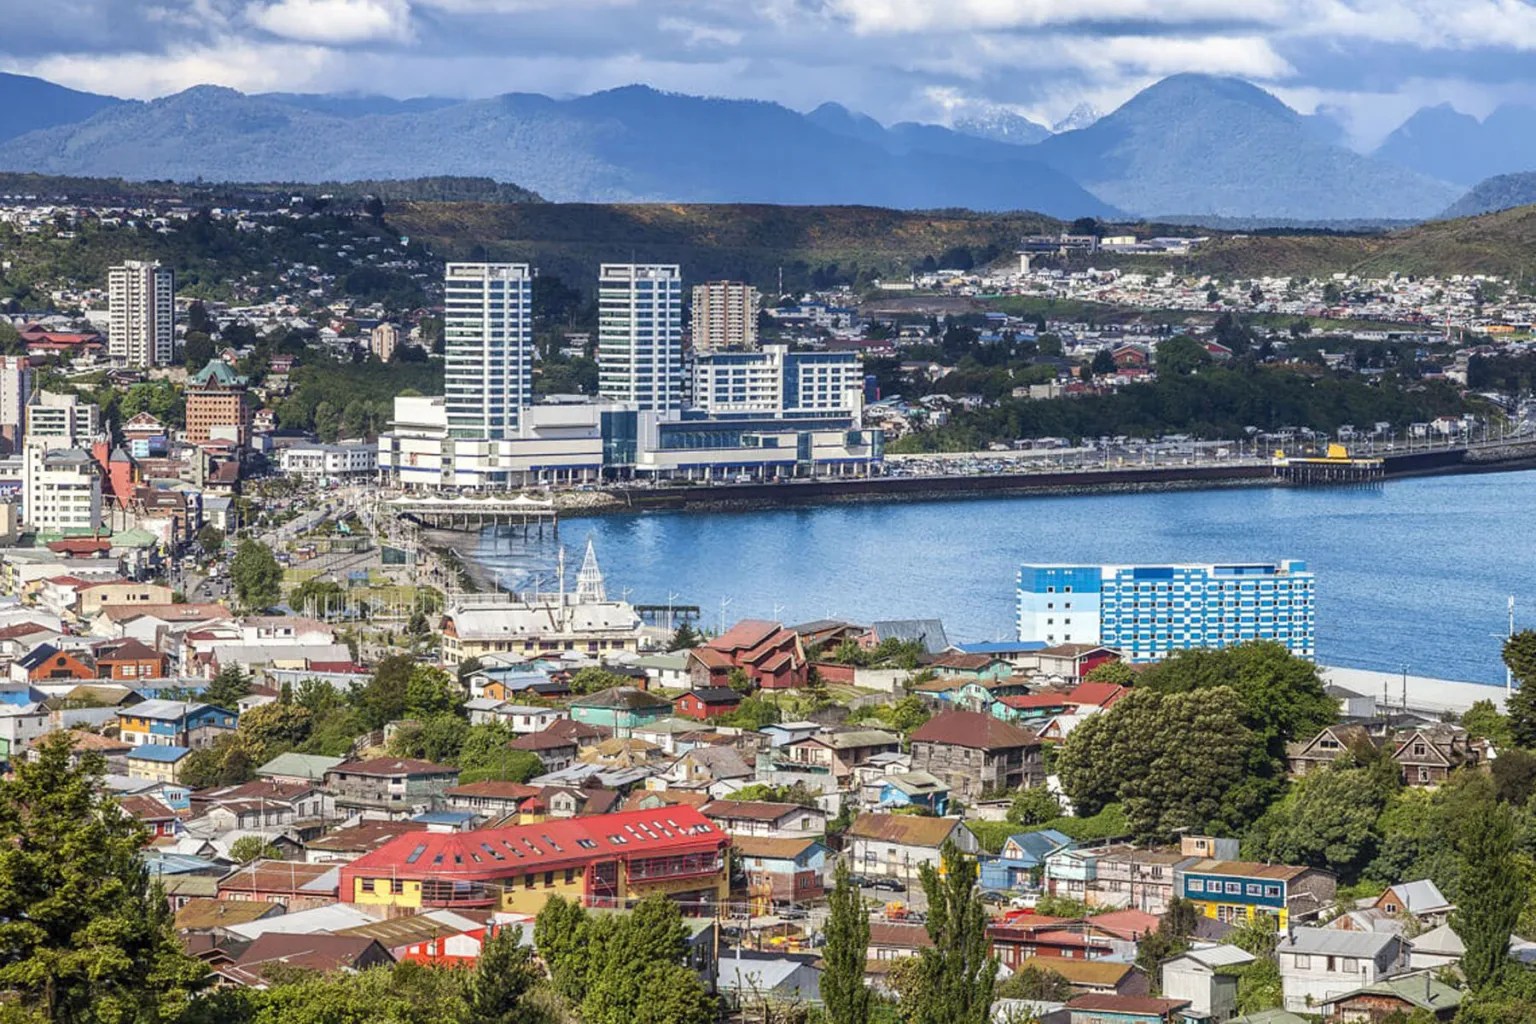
[569,687,675,737]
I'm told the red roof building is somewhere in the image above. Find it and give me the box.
[687,619,808,690]
[338,805,730,916]
[673,687,744,720]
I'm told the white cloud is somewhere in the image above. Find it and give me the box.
[658,17,744,49]
[246,0,413,44]
[13,40,336,98]
[828,0,1291,35]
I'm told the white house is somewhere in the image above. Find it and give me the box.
[1161,945,1255,1022]
[845,813,978,884]
[1277,928,1405,1012]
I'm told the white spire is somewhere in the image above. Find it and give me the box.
[576,537,607,604]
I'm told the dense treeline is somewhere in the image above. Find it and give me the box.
[890,364,1471,450]
[277,360,442,439]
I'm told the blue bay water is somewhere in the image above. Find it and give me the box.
[467,470,1536,685]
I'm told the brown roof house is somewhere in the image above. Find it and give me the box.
[323,757,460,818]
[846,812,978,884]
[909,710,1043,801]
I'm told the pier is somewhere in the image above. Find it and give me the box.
[1271,444,1385,485]
[383,494,559,535]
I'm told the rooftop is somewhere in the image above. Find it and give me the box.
[909,710,1040,750]
[846,812,965,848]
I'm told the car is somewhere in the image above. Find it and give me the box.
[1008,893,1040,910]
[978,890,1010,906]
[870,877,907,893]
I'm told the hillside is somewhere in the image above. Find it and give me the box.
[0,72,120,144]
[0,83,1115,218]
[1440,173,1536,219]
[1026,74,1458,220]
[384,202,1063,289]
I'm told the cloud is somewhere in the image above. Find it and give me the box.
[246,0,413,44]
[3,0,1536,143]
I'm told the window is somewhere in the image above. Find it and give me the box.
[1225,881,1242,894]
[1246,883,1262,896]
[1294,955,1311,969]
[1264,884,1282,898]
[1188,879,1205,893]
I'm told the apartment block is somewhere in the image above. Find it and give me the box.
[691,281,759,353]
[107,261,174,368]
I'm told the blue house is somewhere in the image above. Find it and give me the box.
[980,828,1073,892]
[877,771,951,815]
[0,683,45,706]
[569,686,674,737]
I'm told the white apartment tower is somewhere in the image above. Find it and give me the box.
[599,263,683,411]
[691,281,759,353]
[443,263,534,439]
[107,260,175,368]
[0,355,32,453]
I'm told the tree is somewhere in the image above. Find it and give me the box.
[534,895,593,1006]
[466,925,545,1024]
[1156,334,1211,376]
[1058,686,1263,839]
[229,836,279,863]
[667,622,702,651]
[1036,333,1064,358]
[230,539,282,611]
[727,666,754,693]
[351,653,416,729]
[1503,632,1536,747]
[1463,699,1513,748]
[1243,745,1399,881]
[1452,775,1527,991]
[996,962,1073,1001]
[0,734,208,1021]
[1492,747,1536,806]
[237,700,313,753]
[568,666,630,696]
[202,664,252,711]
[1007,786,1061,827]
[911,842,997,1024]
[178,732,262,789]
[197,523,224,553]
[1137,642,1336,762]
[823,860,873,1024]
[404,665,461,719]
[1090,348,1117,376]
[1084,660,1135,686]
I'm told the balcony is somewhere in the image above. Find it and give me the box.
[627,852,723,883]
[420,879,495,908]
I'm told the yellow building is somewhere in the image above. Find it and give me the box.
[340,805,730,916]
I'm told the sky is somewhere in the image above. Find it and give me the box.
[5,0,1536,148]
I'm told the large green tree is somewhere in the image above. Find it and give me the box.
[231,539,282,611]
[1058,686,1263,839]
[911,843,996,1024]
[1503,632,1536,748]
[465,925,546,1024]
[823,860,872,1024]
[1243,741,1400,881]
[0,735,208,1022]
[1451,775,1527,991]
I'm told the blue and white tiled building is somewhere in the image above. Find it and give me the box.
[1016,561,1316,663]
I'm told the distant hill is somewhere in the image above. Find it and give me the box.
[0,84,1116,217]
[1373,103,1536,187]
[1440,173,1536,219]
[1024,74,1459,220]
[0,72,120,144]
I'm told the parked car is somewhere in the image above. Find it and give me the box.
[870,877,906,893]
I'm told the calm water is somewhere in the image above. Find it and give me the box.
[467,471,1536,685]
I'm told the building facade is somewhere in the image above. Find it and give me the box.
[107,261,175,368]
[444,262,534,440]
[279,443,378,481]
[1017,562,1316,662]
[691,345,863,419]
[369,322,400,362]
[184,361,251,446]
[691,281,759,353]
[599,264,683,411]
[0,355,32,454]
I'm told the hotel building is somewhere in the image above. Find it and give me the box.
[1016,561,1316,662]
[444,263,534,439]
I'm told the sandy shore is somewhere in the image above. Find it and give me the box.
[1320,665,1509,715]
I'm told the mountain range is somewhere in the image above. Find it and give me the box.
[0,70,1525,222]
[1372,103,1536,188]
